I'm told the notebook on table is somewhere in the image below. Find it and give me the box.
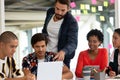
[84,65,100,76]
[37,61,63,80]
[84,65,99,70]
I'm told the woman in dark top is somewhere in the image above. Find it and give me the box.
[108,28,120,77]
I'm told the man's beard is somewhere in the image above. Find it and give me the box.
[55,14,64,20]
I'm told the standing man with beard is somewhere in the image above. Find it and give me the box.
[42,0,78,68]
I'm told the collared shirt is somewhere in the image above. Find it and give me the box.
[0,57,24,80]
[22,52,55,76]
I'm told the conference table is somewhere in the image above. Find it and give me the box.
[75,76,120,80]
[63,77,120,80]
[75,78,120,80]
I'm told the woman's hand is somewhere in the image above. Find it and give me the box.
[109,70,116,78]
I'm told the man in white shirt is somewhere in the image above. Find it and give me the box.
[42,0,78,68]
[0,31,35,80]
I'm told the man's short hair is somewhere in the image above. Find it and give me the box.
[0,31,18,43]
[31,33,48,47]
[55,0,70,7]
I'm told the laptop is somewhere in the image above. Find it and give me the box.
[37,61,63,80]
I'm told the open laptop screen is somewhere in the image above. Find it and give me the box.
[37,61,63,80]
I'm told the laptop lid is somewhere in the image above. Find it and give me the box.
[37,61,63,80]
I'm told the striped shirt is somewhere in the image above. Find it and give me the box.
[0,57,24,80]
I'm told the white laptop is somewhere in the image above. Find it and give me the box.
[37,61,63,80]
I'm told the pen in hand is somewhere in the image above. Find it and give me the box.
[93,68,98,73]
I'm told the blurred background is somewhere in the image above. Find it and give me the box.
[0,0,118,78]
